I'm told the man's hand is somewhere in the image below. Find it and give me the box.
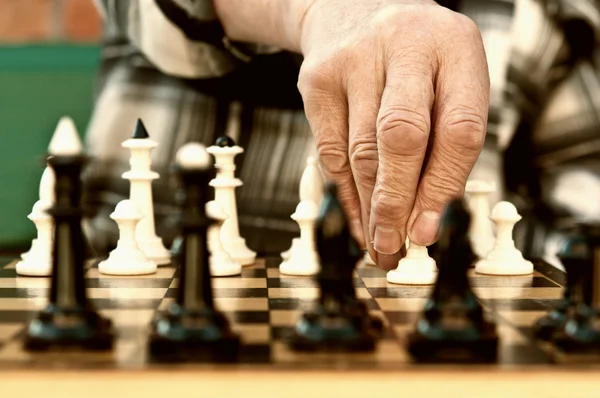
[215,0,489,268]
[296,0,489,268]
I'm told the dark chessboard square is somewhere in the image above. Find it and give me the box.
[382,311,420,325]
[0,269,18,279]
[242,268,267,278]
[267,278,317,289]
[271,325,294,341]
[0,258,15,268]
[469,277,559,288]
[367,287,431,299]
[265,258,283,268]
[85,278,173,289]
[534,262,566,286]
[267,277,365,289]
[356,267,387,278]
[225,311,271,324]
[269,298,316,311]
[165,288,268,299]
[481,299,563,311]
[0,288,48,299]
[0,311,39,323]
[91,298,162,310]
[238,344,271,364]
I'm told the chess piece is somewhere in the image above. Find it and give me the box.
[475,201,533,275]
[206,200,242,277]
[386,241,437,285]
[98,200,157,275]
[549,224,600,354]
[533,225,587,340]
[24,117,114,351]
[281,156,323,262]
[122,119,171,265]
[465,180,495,259]
[280,239,298,261]
[21,165,55,262]
[279,200,320,275]
[288,183,382,352]
[407,198,498,363]
[16,200,54,276]
[207,135,256,265]
[149,143,240,362]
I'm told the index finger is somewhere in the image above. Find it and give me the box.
[408,15,489,246]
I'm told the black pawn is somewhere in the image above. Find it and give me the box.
[550,224,600,353]
[132,119,150,139]
[215,135,235,147]
[24,154,114,351]
[288,183,382,352]
[148,144,239,362]
[407,198,498,363]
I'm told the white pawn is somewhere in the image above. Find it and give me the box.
[279,200,320,276]
[465,180,496,259]
[386,239,437,285]
[206,200,242,277]
[16,200,54,276]
[21,165,55,261]
[475,201,533,275]
[281,156,323,260]
[98,200,157,275]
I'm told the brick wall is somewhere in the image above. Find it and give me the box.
[0,0,101,42]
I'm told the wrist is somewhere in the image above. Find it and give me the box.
[214,0,314,53]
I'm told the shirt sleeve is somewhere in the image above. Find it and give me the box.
[93,0,279,79]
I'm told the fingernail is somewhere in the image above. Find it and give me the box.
[373,226,401,255]
[410,211,441,245]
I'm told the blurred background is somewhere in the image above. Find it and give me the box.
[0,0,101,249]
[1,0,600,264]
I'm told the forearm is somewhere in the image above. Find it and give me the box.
[214,0,312,53]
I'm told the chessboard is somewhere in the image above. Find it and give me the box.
[0,254,578,370]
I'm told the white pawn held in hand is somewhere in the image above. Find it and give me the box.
[475,201,533,275]
[16,200,54,276]
[99,200,157,275]
[279,200,320,276]
[206,200,242,277]
[386,240,437,285]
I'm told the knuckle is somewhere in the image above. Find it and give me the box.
[297,58,340,97]
[440,107,486,154]
[455,14,482,39]
[371,190,412,225]
[316,140,350,177]
[376,107,430,155]
[349,139,378,183]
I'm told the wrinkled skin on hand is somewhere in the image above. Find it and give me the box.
[297,0,489,269]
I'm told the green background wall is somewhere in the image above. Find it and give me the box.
[0,45,99,250]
